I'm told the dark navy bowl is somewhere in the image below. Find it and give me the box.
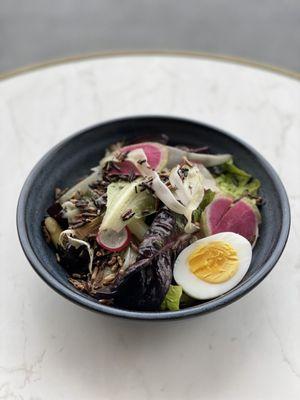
[17,116,290,320]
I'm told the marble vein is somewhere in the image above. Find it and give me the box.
[266,312,300,381]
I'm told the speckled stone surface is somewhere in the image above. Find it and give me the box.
[0,55,299,399]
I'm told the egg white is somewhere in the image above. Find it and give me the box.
[173,232,252,300]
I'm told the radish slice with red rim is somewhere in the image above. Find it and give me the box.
[96,227,131,252]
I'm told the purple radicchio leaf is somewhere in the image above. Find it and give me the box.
[95,208,192,311]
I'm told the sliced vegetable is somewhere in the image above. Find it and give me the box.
[127,150,186,212]
[160,285,183,311]
[58,168,101,204]
[201,195,233,236]
[166,146,231,167]
[212,198,261,244]
[119,142,167,171]
[169,164,204,232]
[127,149,203,233]
[202,196,261,244]
[96,227,131,252]
[100,142,168,176]
[44,217,62,248]
[101,142,231,176]
[195,163,219,192]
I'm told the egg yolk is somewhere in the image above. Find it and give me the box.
[188,241,238,284]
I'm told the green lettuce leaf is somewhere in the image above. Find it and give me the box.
[161,285,196,311]
[161,285,183,311]
[223,160,251,177]
[215,160,260,199]
[100,179,156,232]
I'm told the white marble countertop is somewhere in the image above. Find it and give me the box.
[0,55,299,400]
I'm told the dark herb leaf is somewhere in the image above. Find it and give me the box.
[114,208,175,310]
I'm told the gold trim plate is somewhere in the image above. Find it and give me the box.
[0,50,299,82]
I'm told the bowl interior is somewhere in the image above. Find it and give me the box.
[18,116,289,319]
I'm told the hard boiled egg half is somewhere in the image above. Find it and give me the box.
[174,232,252,300]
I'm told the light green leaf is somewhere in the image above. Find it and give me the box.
[161,285,183,311]
[215,161,260,199]
[223,159,250,177]
[100,179,156,232]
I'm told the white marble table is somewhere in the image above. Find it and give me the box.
[0,54,299,400]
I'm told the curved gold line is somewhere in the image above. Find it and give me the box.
[0,50,299,82]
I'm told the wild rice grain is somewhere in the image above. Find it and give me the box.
[102,273,116,285]
[99,299,113,305]
[107,256,117,266]
[121,209,135,221]
[111,263,119,272]
[182,156,193,167]
[117,256,123,267]
[91,266,99,283]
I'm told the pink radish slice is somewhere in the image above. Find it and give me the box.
[97,227,131,252]
[202,196,260,243]
[213,199,260,243]
[108,142,168,175]
[202,195,233,236]
[107,160,139,176]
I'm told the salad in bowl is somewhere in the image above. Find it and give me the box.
[42,139,262,312]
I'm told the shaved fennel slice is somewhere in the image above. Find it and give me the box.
[127,149,185,215]
[169,165,204,206]
[58,168,101,204]
[127,149,202,233]
[59,230,94,273]
[195,163,220,192]
[166,146,231,168]
[169,166,192,206]
[169,165,204,232]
